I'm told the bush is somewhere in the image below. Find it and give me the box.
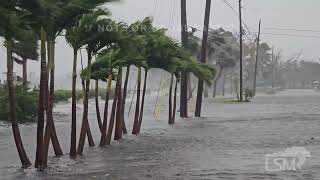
[54,90,74,103]
[0,83,115,123]
[0,85,38,123]
[54,88,115,103]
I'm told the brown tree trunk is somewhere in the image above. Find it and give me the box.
[70,49,78,157]
[77,51,95,155]
[136,70,148,134]
[172,77,178,124]
[114,67,123,140]
[95,80,103,132]
[132,68,141,135]
[6,38,32,168]
[122,66,130,134]
[22,58,27,91]
[35,28,47,168]
[42,40,63,167]
[43,40,64,164]
[100,74,112,146]
[106,72,121,145]
[47,41,63,156]
[168,74,173,124]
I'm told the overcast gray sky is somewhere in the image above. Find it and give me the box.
[2,0,320,84]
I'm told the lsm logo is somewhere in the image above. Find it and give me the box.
[265,147,311,171]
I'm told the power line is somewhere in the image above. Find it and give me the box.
[220,0,256,41]
[259,32,320,39]
[251,27,320,33]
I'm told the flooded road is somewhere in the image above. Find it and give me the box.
[1,89,320,179]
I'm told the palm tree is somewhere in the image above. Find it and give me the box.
[20,0,116,167]
[77,13,121,155]
[65,9,111,157]
[121,66,130,134]
[0,3,32,168]
[86,30,146,143]
[11,33,39,90]
[81,50,117,146]
[95,79,103,133]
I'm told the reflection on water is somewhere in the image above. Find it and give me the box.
[1,89,320,179]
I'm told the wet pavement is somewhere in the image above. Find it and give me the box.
[1,89,320,179]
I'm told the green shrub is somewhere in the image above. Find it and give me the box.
[0,83,115,123]
[54,88,115,103]
[54,90,72,103]
[0,84,38,123]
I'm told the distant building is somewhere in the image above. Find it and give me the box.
[0,72,19,84]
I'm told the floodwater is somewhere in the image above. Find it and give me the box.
[1,89,320,179]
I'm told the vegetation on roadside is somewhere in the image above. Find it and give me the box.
[54,88,115,103]
[0,84,38,122]
[0,84,115,122]
[1,0,215,168]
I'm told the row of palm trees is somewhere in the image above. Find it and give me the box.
[1,0,215,169]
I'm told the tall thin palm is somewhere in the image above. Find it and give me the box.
[0,3,32,167]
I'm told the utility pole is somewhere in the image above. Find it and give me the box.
[180,0,188,117]
[195,0,212,117]
[253,19,261,96]
[271,48,274,90]
[238,0,243,102]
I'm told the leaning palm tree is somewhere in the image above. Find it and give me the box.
[0,3,32,167]
[84,30,146,144]
[20,0,117,167]
[83,52,117,146]
[11,32,39,90]
[65,9,111,157]
[96,38,146,142]
[77,13,122,155]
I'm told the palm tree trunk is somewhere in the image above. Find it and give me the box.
[168,74,173,124]
[132,67,141,135]
[106,72,120,145]
[114,67,123,140]
[6,38,32,168]
[70,49,77,157]
[122,66,130,134]
[172,77,178,124]
[47,41,63,155]
[42,40,63,167]
[136,70,148,134]
[95,80,103,132]
[35,28,47,168]
[77,51,95,155]
[22,58,27,91]
[100,73,112,146]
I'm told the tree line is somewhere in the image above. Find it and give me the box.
[1,0,215,169]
